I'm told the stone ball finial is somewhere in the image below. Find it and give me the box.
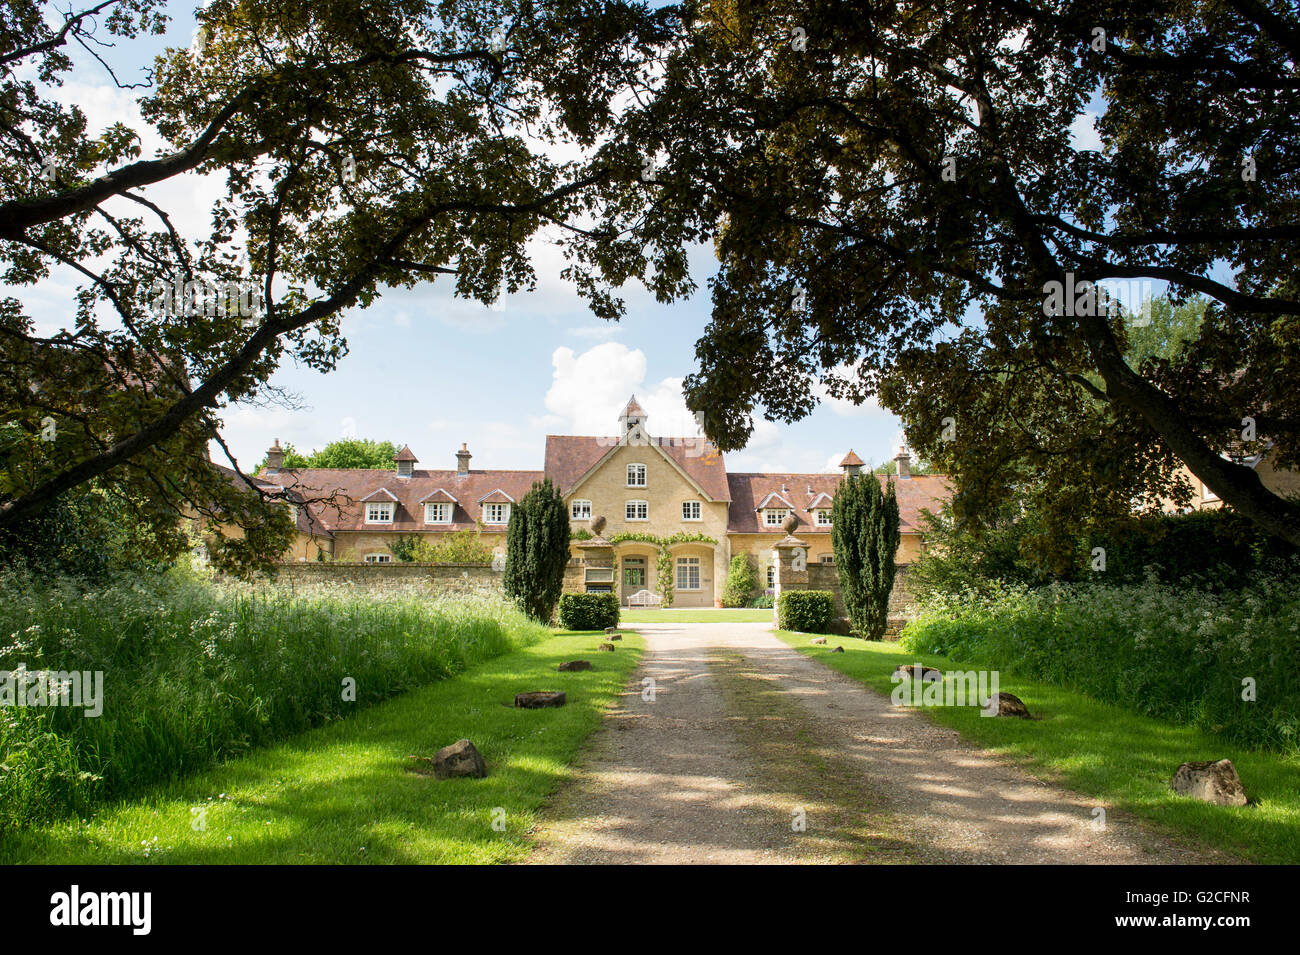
[782,513,800,535]
[591,515,607,535]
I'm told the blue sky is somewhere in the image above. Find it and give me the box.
[23,2,909,478]
[24,3,1132,478]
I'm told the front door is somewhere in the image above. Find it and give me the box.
[621,556,648,604]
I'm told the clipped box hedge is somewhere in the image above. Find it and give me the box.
[558,592,620,631]
[776,590,835,633]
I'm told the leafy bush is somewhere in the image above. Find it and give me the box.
[900,569,1300,751]
[0,570,548,832]
[777,591,835,633]
[557,593,620,631]
[748,592,774,609]
[721,554,758,607]
[391,529,493,564]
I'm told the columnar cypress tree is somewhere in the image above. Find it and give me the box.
[831,471,901,640]
[503,477,571,623]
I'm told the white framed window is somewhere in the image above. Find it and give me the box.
[571,499,592,520]
[365,502,394,523]
[364,553,392,563]
[820,554,835,564]
[1203,483,1219,502]
[816,508,832,526]
[483,502,510,524]
[764,508,789,527]
[424,502,451,524]
[626,500,649,521]
[682,500,702,521]
[626,463,647,487]
[676,556,701,591]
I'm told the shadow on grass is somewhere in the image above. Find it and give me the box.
[778,631,1300,864]
[3,631,642,865]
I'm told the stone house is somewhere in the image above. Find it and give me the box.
[250,397,952,607]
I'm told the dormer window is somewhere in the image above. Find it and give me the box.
[626,463,647,487]
[571,499,592,520]
[764,508,789,527]
[483,502,510,524]
[816,509,832,526]
[366,502,394,523]
[424,502,451,524]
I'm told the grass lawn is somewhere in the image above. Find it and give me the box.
[620,607,771,623]
[1,630,642,865]
[777,630,1300,864]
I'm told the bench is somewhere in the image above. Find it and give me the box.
[626,589,663,609]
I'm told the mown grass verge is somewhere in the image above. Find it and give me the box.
[0,572,550,832]
[776,631,1300,864]
[0,630,642,864]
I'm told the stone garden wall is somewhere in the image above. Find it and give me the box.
[272,562,502,592]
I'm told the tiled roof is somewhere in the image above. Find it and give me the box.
[840,449,865,467]
[253,468,544,532]
[726,472,950,534]
[393,445,419,462]
[418,488,458,504]
[621,395,647,418]
[543,435,732,502]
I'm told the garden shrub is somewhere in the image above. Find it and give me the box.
[748,592,774,609]
[721,554,758,607]
[900,569,1300,751]
[777,591,835,633]
[557,592,620,631]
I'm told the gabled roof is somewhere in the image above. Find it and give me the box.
[393,445,418,462]
[253,468,543,532]
[477,488,516,504]
[755,491,796,510]
[726,472,950,534]
[360,487,399,503]
[806,492,834,509]
[544,434,731,502]
[620,395,647,418]
[839,449,865,467]
[418,488,458,504]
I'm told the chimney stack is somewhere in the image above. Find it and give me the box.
[894,447,912,480]
[265,439,284,472]
[456,442,472,476]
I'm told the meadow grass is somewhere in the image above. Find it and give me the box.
[1,630,642,864]
[777,631,1300,864]
[620,607,771,623]
[0,571,549,831]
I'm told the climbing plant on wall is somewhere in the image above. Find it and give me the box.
[604,531,717,609]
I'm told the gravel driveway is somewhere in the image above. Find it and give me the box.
[526,622,1225,865]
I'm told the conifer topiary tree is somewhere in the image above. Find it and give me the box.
[832,472,900,640]
[503,478,570,623]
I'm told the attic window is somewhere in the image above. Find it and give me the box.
[764,508,789,527]
[816,509,832,526]
[425,502,451,524]
[626,463,647,487]
[366,502,394,523]
[483,502,510,524]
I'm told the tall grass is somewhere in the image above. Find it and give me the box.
[900,571,1300,753]
[0,569,548,832]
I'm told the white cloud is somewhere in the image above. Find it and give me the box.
[1070,111,1103,152]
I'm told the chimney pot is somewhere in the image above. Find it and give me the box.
[265,439,285,471]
